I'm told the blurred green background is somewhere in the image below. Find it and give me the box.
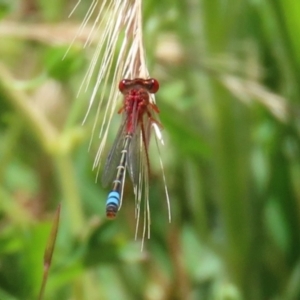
[1,0,300,299]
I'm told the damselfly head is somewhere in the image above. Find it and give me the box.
[118,78,159,95]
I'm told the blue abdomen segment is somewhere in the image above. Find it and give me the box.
[106,191,120,219]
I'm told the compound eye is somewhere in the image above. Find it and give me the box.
[146,78,159,93]
[118,79,131,93]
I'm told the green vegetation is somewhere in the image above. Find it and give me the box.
[1,0,300,299]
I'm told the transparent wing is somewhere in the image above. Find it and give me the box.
[127,126,142,187]
[101,116,128,187]
[128,112,155,187]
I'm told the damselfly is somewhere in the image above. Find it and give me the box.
[102,78,170,239]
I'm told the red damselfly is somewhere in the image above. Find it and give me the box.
[102,78,170,240]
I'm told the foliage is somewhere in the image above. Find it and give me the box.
[0,0,300,299]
